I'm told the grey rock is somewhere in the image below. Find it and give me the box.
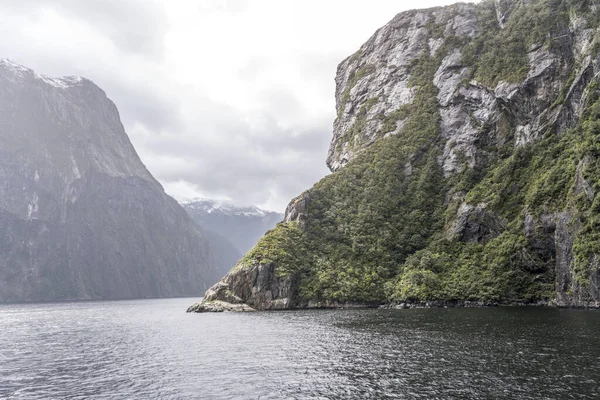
[327,3,481,172]
[327,0,600,173]
[447,203,506,243]
[283,191,310,229]
[186,300,255,313]
[434,50,468,107]
[524,210,599,308]
[187,261,297,312]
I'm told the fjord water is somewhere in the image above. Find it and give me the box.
[1,299,598,399]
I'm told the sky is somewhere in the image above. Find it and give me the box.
[0,0,468,212]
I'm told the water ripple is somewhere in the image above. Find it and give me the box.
[0,300,598,399]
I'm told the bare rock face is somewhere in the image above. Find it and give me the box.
[283,191,310,229]
[327,3,480,172]
[447,203,506,243]
[187,261,297,312]
[0,60,220,302]
[327,1,596,176]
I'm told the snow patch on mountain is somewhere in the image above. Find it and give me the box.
[181,198,277,217]
[0,59,85,89]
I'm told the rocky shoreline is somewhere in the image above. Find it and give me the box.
[186,300,255,313]
[186,299,600,313]
[381,300,598,309]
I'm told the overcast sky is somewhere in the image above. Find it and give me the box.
[1,0,468,212]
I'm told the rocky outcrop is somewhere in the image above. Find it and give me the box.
[189,0,600,312]
[447,203,506,243]
[187,261,297,312]
[283,191,310,228]
[0,59,221,302]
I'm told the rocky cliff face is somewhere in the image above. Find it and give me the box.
[189,0,600,312]
[0,59,220,302]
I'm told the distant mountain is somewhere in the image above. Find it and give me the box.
[181,199,283,255]
[194,224,242,279]
[0,59,221,302]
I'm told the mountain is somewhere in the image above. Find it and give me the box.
[193,224,243,281]
[189,0,600,312]
[181,199,283,255]
[0,59,221,302]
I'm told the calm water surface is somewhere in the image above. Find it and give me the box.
[0,298,598,399]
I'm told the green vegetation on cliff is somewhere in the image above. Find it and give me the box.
[223,0,600,308]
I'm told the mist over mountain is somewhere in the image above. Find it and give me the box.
[0,59,220,302]
[181,199,283,255]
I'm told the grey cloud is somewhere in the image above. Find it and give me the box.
[0,0,167,58]
[248,114,332,154]
[295,52,348,78]
[102,77,185,133]
[237,57,268,81]
[168,147,328,211]
[257,88,305,122]
[139,107,331,167]
[0,15,181,133]
[197,0,248,16]
[142,108,332,211]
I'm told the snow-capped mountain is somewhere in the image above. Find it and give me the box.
[183,198,273,217]
[181,198,283,255]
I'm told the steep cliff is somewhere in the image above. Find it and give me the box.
[189,0,600,312]
[0,59,220,302]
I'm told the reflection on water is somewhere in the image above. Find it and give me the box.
[0,299,598,399]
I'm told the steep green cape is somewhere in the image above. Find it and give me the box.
[190,0,600,311]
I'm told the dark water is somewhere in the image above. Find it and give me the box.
[0,299,598,399]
